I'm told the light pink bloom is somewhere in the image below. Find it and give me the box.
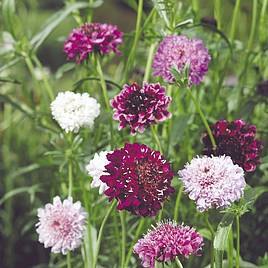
[178,155,246,212]
[36,196,87,254]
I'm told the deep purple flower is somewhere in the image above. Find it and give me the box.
[152,35,211,85]
[100,143,174,217]
[134,220,203,268]
[110,82,172,134]
[64,23,123,63]
[202,119,262,172]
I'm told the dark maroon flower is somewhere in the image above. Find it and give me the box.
[110,83,172,134]
[202,119,262,172]
[64,23,123,63]
[256,80,268,97]
[100,143,174,217]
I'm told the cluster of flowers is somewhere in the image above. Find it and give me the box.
[36,21,262,268]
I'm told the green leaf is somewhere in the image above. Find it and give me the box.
[55,63,75,79]
[151,0,174,28]
[30,1,102,51]
[214,213,234,251]
[2,0,17,37]
[0,76,21,84]
[0,184,41,206]
[0,93,34,118]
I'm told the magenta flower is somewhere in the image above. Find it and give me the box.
[64,22,123,63]
[202,119,262,172]
[36,196,87,254]
[178,155,246,212]
[110,82,171,134]
[134,220,203,268]
[100,143,174,217]
[152,35,211,85]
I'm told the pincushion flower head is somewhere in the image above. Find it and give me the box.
[100,143,174,217]
[134,220,203,268]
[64,22,123,63]
[202,119,262,172]
[86,151,110,194]
[152,35,211,85]
[110,82,172,134]
[36,196,87,254]
[178,155,246,212]
[51,91,100,133]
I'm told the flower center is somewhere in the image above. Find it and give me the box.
[125,91,153,114]
[135,159,163,199]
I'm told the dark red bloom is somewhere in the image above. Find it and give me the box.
[64,23,123,63]
[110,83,172,134]
[100,143,174,217]
[202,119,262,172]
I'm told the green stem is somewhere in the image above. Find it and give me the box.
[120,211,126,268]
[143,42,157,82]
[259,0,268,43]
[125,218,145,267]
[32,55,54,100]
[236,215,240,268]
[123,0,143,81]
[213,0,222,30]
[175,257,184,268]
[92,200,117,268]
[151,125,163,154]
[67,252,71,268]
[247,0,257,51]
[187,88,216,150]
[68,160,73,197]
[95,56,110,111]
[205,214,215,268]
[174,185,183,222]
[95,55,114,147]
[229,0,241,42]
[228,228,234,268]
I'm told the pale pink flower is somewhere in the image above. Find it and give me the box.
[36,196,87,254]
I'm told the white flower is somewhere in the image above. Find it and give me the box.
[51,91,100,133]
[36,196,87,254]
[86,151,110,194]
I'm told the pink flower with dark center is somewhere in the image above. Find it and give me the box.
[152,35,211,85]
[178,155,246,212]
[134,220,203,268]
[110,82,172,134]
[64,22,123,63]
[202,119,262,172]
[36,196,87,254]
[100,143,174,217]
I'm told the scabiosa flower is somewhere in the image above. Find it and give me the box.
[202,119,262,172]
[134,220,203,268]
[178,155,246,212]
[256,80,268,97]
[100,143,174,217]
[51,91,100,133]
[152,35,211,85]
[110,82,172,134]
[86,151,110,194]
[36,196,87,254]
[64,22,123,63]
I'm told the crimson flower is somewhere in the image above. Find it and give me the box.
[100,143,174,217]
[202,119,262,172]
